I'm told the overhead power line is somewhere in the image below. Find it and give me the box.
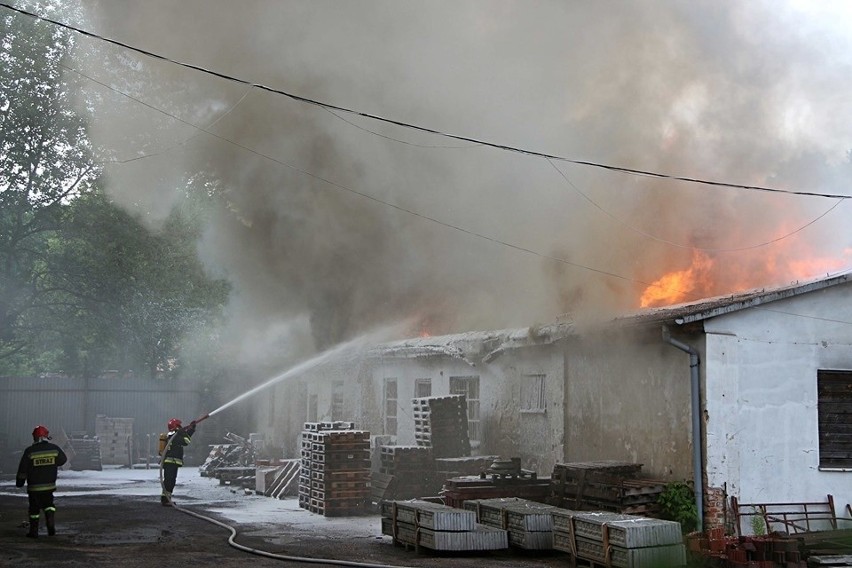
[3,2,850,201]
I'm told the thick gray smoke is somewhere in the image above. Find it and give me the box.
[74,1,852,356]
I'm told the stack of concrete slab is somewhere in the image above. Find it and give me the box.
[412,395,470,458]
[381,499,508,552]
[464,497,561,550]
[552,509,686,568]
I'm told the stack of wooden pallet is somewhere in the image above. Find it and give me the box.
[95,415,134,466]
[381,499,508,552]
[434,455,499,480]
[464,497,561,550]
[441,473,551,508]
[412,395,470,458]
[298,422,371,516]
[66,433,102,471]
[549,461,664,516]
[371,446,439,502]
[552,509,686,568]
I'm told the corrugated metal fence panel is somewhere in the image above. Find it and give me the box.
[0,377,203,449]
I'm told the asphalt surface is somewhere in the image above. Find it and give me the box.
[0,474,571,568]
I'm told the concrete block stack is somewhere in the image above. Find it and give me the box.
[464,497,561,550]
[299,421,371,516]
[552,509,686,568]
[380,499,508,552]
[95,415,134,466]
[411,395,470,458]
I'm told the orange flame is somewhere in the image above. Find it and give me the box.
[640,251,714,308]
[639,244,851,309]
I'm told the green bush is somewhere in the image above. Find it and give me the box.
[658,481,699,533]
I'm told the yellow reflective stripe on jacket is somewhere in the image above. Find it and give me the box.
[29,482,57,492]
[163,457,183,466]
[30,450,59,467]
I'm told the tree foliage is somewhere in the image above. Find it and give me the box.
[1,6,231,379]
[0,4,99,362]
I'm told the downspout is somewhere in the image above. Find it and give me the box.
[662,325,703,532]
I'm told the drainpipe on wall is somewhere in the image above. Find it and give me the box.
[662,325,704,533]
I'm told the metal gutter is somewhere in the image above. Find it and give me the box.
[662,325,704,532]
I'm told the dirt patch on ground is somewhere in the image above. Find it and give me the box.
[0,478,569,568]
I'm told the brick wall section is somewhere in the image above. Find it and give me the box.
[704,485,727,530]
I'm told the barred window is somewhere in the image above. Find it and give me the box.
[817,370,852,470]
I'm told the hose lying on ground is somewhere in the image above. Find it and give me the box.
[159,430,412,568]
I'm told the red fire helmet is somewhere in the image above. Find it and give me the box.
[32,425,49,439]
[167,418,182,431]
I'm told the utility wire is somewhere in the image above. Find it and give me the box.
[3,2,850,201]
[54,65,658,297]
[58,62,254,165]
[7,3,852,318]
[546,158,847,253]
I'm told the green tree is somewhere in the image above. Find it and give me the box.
[41,188,230,379]
[0,2,98,366]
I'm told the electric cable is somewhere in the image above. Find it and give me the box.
[6,3,851,312]
[57,61,254,165]
[51,63,852,311]
[546,158,848,253]
[2,2,850,201]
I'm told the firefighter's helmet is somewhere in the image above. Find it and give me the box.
[32,425,49,440]
[167,418,182,431]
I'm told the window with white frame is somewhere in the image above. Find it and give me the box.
[520,374,546,412]
[817,369,852,470]
[450,375,481,443]
[384,378,398,436]
[414,378,432,398]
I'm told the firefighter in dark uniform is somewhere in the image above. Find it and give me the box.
[160,417,196,506]
[16,425,68,538]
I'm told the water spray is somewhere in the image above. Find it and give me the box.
[158,321,415,567]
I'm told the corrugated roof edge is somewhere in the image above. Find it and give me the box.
[368,271,852,360]
[613,271,852,328]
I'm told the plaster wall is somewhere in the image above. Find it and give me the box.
[369,344,565,474]
[703,284,852,512]
[563,327,694,480]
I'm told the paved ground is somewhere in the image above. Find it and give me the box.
[0,470,571,568]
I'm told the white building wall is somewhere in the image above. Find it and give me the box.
[370,344,565,474]
[703,284,852,514]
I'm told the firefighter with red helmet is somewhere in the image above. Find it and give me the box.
[159,417,197,506]
[16,425,68,538]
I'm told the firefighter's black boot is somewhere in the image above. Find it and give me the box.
[45,510,56,536]
[26,517,39,538]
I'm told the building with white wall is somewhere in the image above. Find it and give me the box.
[260,272,852,530]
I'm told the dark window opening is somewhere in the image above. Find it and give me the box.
[817,369,852,470]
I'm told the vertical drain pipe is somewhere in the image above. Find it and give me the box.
[662,325,703,532]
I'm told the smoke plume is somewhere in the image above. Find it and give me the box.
[75,1,852,356]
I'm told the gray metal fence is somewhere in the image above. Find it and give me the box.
[0,376,204,456]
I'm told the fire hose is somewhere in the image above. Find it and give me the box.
[159,414,412,568]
